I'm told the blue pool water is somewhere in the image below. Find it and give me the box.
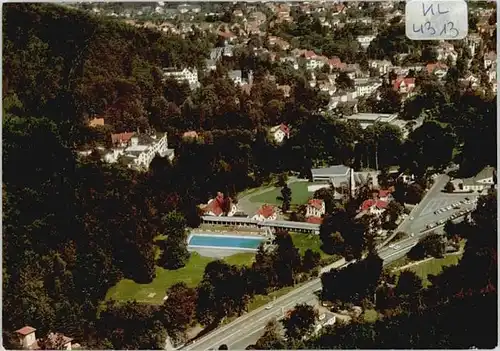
[188,234,264,250]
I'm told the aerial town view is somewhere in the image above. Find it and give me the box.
[2,1,497,350]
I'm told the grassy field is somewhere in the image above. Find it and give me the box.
[107,232,332,305]
[106,252,255,304]
[405,254,462,287]
[249,181,311,205]
[291,232,330,259]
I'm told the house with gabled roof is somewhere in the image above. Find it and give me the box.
[392,77,416,95]
[201,192,239,217]
[426,63,448,79]
[270,123,290,143]
[358,199,388,217]
[252,204,278,221]
[306,199,326,218]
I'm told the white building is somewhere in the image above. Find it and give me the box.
[359,199,388,217]
[306,199,326,218]
[229,70,243,85]
[342,113,398,129]
[305,58,326,70]
[452,167,496,193]
[311,165,351,183]
[280,56,299,70]
[436,42,458,63]
[354,79,382,96]
[356,35,376,49]
[252,204,277,221]
[484,51,497,69]
[104,132,175,171]
[270,123,290,143]
[201,192,239,217]
[163,67,199,89]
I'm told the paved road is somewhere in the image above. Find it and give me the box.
[182,239,428,351]
[183,175,477,351]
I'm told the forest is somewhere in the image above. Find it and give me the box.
[2,3,497,349]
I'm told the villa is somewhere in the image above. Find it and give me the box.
[103,132,175,171]
[270,123,290,143]
[201,192,239,217]
[358,199,388,217]
[252,204,278,221]
[306,199,326,218]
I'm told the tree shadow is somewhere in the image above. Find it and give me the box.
[190,320,221,341]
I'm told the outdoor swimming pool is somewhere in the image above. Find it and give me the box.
[187,234,265,251]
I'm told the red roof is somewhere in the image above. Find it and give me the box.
[304,50,317,59]
[308,199,324,210]
[218,31,236,38]
[392,77,415,91]
[257,204,275,218]
[202,192,225,216]
[111,132,135,145]
[306,216,323,224]
[328,57,347,70]
[360,199,388,211]
[279,123,290,135]
[378,189,392,198]
[15,326,36,336]
[426,62,448,74]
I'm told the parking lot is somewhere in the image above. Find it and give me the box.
[419,195,478,217]
[421,197,477,232]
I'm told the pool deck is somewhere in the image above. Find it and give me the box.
[187,231,272,258]
[191,228,267,237]
[187,247,247,259]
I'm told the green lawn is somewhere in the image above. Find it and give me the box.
[407,254,462,287]
[249,181,311,205]
[106,252,255,304]
[291,232,330,259]
[107,232,332,306]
